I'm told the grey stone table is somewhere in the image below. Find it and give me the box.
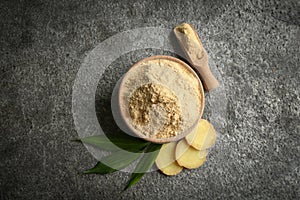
[1,0,299,199]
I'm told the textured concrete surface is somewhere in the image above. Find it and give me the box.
[1,0,299,199]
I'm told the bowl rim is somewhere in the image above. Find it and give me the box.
[118,55,205,143]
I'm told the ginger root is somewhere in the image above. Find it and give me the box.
[175,139,207,169]
[156,120,216,175]
[185,119,217,151]
[155,142,183,176]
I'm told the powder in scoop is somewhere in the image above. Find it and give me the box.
[175,23,204,62]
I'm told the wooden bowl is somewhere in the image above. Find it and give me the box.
[117,55,205,143]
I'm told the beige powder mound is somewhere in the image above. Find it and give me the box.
[129,83,182,139]
[121,58,202,139]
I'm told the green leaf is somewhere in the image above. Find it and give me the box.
[84,150,142,174]
[83,162,117,174]
[124,143,162,191]
[80,134,150,152]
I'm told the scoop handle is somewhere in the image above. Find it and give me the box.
[173,23,219,92]
[194,63,219,91]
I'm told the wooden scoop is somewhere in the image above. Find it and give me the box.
[174,23,219,91]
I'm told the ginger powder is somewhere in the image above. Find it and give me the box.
[120,58,202,139]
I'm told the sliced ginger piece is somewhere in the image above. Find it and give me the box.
[185,119,217,151]
[159,161,183,176]
[175,139,207,169]
[155,142,183,176]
